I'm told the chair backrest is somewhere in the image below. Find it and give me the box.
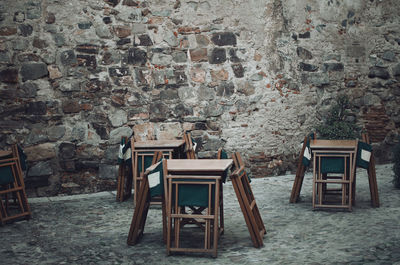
[217,148,228,159]
[232,151,245,170]
[183,131,196,159]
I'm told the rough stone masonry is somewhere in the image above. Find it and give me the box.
[0,0,399,196]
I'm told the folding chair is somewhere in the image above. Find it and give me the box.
[183,131,196,159]
[361,132,379,207]
[116,136,132,202]
[230,152,266,248]
[163,159,221,257]
[217,148,228,160]
[127,151,165,245]
[0,144,31,225]
[290,132,315,203]
[131,140,174,205]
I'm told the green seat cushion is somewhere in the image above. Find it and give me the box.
[177,181,214,207]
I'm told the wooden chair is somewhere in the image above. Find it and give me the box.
[230,152,266,248]
[0,144,31,225]
[131,140,174,205]
[163,159,221,257]
[127,151,165,245]
[217,148,228,160]
[361,132,379,207]
[290,132,315,203]
[116,136,132,202]
[183,132,196,159]
[312,142,358,211]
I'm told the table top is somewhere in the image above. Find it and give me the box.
[166,159,233,173]
[134,140,185,149]
[0,150,12,157]
[310,139,357,150]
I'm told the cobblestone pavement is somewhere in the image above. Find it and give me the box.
[1,164,400,265]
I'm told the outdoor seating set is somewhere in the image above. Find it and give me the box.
[118,132,266,257]
[290,132,379,210]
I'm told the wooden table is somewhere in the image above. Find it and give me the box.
[0,150,12,157]
[132,140,185,205]
[310,140,357,210]
[164,159,232,257]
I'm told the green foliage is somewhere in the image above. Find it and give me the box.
[393,139,400,189]
[316,95,360,140]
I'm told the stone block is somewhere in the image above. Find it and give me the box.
[76,44,99,54]
[217,82,234,97]
[196,35,209,47]
[18,82,37,98]
[78,21,92,29]
[209,48,226,64]
[60,50,77,65]
[149,101,170,121]
[26,101,47,115]
[368,67,390,79]
[53,33,66,47]
[231,64,244,78]
[228,49,241,63]
[211,69,229,81]
[19,24,33,37]
[190,67,206,83]
[48,125,66,141]
[26,127,48,145]
[172,51,187,63]
[59,80,81,92]
[113,25,131,38]
[297,47,313,60]
[151,53,172,66]
[117,38,131,46]
[109,67,129,77]
[323,63,344,72]
[299,62,318,72]
[0,51,10,63]
[33,37,47,49]
[108,126,133,144]
[46,12,55,24]
[189,48,208,62]
[109,109,127,127]
[77,55,97,67]
[302,73,330,87]
[127,48,147,65]
[0,68,18,83]
[20,63,48,81]
[135,34,153,46]
[298,31,310,38]
[211,32,237,46]
[28,161,53,177]
[13,11,25,22]
[62,99,81,113]
[0,26,17,36]
[24,143,57,162]
[382,51,396,62]
[392,63,400,76]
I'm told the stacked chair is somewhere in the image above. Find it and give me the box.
[183,131,196,159]
[231,152,266,248]
[163,159,221,257]
[0,144,31,225]
[127,151,165,245]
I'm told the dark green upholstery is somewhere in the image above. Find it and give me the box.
[320,156,349,174]
[176,181,214,207]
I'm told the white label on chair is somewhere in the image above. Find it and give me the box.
[361,149,371,162]
[304,146,311,160]
[193,142,197,151]
[124,147,131,161]
[148,171,160,188]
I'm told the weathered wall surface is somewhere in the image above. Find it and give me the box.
[0,0,399,196]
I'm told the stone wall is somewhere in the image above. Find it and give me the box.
[0,0,399,196]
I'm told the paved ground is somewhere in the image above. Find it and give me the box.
[1,164,400,265]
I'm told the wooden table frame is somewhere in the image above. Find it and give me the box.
[163,159,232,257]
